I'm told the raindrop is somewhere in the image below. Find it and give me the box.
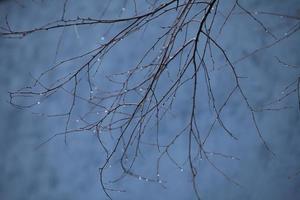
[97,58,101,62]
[76,119,79,123]
[158,180,162,183]
[157,174,160,177]
[90,90,94,94]
[104,110,108,113]
[145,178,148,182]
[101,36,105,41]
[180,168,184,172]
[37,101,40,105]
[254,11,258,15]
[138,176,142,180]
[121,7,126,11]
[139,88,143,92]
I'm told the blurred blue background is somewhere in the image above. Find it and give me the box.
[0,0,300,199]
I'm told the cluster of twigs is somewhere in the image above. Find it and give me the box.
[2,0,300,199]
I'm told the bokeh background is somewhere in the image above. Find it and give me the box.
[1,0,300,199]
